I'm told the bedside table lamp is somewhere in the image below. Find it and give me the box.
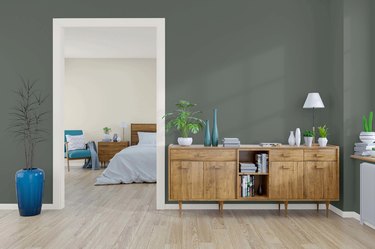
[303,93,325,143]
[120,122,128,141]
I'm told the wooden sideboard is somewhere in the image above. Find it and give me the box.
[168,144,339,216]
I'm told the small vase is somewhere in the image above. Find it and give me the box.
[295,128,301,146]
[211,109,219,147]
[15,168,45,216]
[103,134,111,142]
[288,131,295,146]
[257,184,263,196]
[204,120,211,147]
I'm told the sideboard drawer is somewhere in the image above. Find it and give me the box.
[269,150,303,161]
[304,149,336,161]
[170,149,236,161]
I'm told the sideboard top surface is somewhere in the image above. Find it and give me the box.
[169,144,339,150]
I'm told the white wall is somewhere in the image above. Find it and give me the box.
[64,58,156,143]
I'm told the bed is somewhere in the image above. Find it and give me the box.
[95,123,157,185]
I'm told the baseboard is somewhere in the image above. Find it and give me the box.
[164,203,327,210]
[0,204,56,210]
[329,205,360,220]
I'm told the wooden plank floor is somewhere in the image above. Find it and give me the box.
[0,168,375,249]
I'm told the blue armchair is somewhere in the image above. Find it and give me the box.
[64,130,91,172]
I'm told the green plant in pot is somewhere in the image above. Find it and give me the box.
[303,130,314,147]
[9,78,48,216]
[360,112,375,144]
[102,127,112,142]
[318,125,328,147]
[163,100,205,146]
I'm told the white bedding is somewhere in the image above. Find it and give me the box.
[95,144,156,185]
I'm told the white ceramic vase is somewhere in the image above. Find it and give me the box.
[359,132,375,144]
[288,131,295,146]
[318,137,328,147]
[295,128,301,146]
[304,137,313,147]
[178,137,193,146]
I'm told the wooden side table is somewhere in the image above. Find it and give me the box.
[98,141,129,166]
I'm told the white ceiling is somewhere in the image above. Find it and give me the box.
[64,27,156,58]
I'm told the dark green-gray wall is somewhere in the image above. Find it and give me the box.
[0,0,372,212]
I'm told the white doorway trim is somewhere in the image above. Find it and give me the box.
[53,18,165,210]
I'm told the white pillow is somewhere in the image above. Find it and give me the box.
[138,132,156,145]
[66,134,86,151]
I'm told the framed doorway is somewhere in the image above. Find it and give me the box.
[53,18,165,209]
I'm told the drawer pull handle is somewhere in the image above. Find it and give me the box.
[282,153,290,157]
[181,166,189,169]
[315,165,324,169]
[315,154,324,158]
[194,153,203,158]
[214,166,221,169]
[282,165,291,169]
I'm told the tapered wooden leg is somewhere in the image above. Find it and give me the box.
[67,159,70,172]
[220,201,224,215]
[278,203,281,214]
[317,203,319,213]
[178,201,182,217]
[284,201,288,217]
[326,201,330,217]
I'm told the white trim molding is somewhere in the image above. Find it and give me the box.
[329,205,360,220]
[51,18,166,210]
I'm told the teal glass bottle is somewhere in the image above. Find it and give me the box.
[211,109,219,147]
[204,120,211,146]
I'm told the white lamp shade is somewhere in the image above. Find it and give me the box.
[303,93,325,109]
[120,122,128,128]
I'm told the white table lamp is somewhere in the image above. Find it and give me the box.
[120,122,128,141]
[303,93,325,143]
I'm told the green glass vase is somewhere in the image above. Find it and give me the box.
[204,120,211,146]
[211,109,219,147]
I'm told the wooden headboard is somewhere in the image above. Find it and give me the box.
[131,123,157,145]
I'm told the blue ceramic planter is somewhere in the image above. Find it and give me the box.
[15,168,45,216]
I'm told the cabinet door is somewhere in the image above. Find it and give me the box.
[170,161,204,200]
[269,162,303,199]
[204,162,236,199]
[303,162,338,199]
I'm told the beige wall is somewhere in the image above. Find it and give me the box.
[64,58,156,143]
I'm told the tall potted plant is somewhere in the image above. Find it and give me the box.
[9,79,48,216]
[360,112,375,144]
[163,100,205,146]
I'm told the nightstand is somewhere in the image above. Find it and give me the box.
[98,141,129,166]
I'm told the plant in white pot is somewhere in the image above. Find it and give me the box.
[303,130,314,147]
[318,125,328,147]
[102,127,112,142]
[360,112,375,144]
[163,100,204,146]
[9,78,48,216]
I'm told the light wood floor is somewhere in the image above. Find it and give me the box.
[1,169,375,249]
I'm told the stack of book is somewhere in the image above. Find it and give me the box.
[255,153,269,173]
[354,142,375,156]
[241,175,255,197]
[222,138,240,147]
[240,163,257,173]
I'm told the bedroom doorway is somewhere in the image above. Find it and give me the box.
[53,19,165,210]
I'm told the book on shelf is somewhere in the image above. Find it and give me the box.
[241,175,255,197]
[223,138,240,147]
[255,153,269,173]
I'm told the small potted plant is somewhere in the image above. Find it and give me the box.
[9,78,48,216]
[103,127,112,142]
[163,100,205,146]
[360,112,375,144]
[303,130,314,147]
[318,125,328,147]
